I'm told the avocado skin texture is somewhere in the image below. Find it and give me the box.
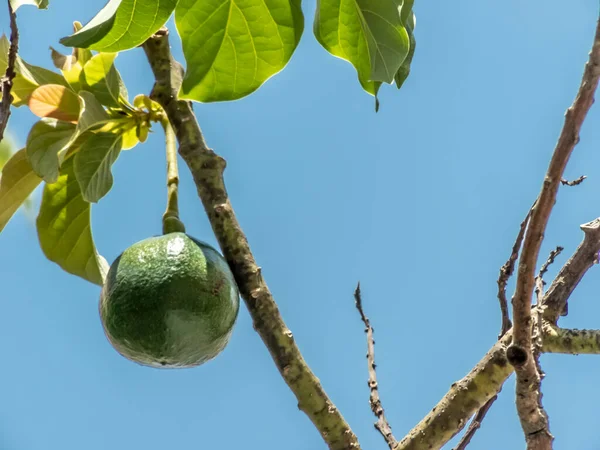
[99,232,239,369]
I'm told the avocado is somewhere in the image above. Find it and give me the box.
[99,232,239,368]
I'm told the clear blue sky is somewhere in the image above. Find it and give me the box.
[2,1,600,449]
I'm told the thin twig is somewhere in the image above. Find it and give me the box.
[507,17,600,449]
[0,0,18,142]
[453,396,498,450]
[354,283,397,449]
[395,217,600,450]
[560,175,587,186]
[497,207,533,339]
[534,247,563,306]
[142,29,360,450]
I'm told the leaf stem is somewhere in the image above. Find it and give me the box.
[161,118,185,234]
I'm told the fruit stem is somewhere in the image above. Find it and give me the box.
[161,118,186,234]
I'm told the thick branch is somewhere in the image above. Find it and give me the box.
[543,218,600,321]
[354,283,397,449]
[0,0,18,142]
[142,29,360,450]
[395,218,600,450]
[508,18,600,449]
[542,325,600,354]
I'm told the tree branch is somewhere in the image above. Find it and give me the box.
[497,207,532,338]
[542,325,600,354]
[454,207,532,450]
[354,283,397,449]
[395,216,600,450]
[0,0,18,142]
[142,29,360,450]
[507,17,600,449]
[542,218,600,321]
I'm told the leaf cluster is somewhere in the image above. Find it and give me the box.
[0,29,162,285]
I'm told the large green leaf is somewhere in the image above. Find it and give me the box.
[74,131,123,203]
[36,158,108,285]
[26,119,76,183]
[175,0,304,102]
[9,0,48,11]
[314,0,411,96]
[80,53,123,108]
[0,149,42,233]
[60,0,178,52]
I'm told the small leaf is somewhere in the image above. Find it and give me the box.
[61,0,178,53]
[0,149,42,233]
[36,157,108,285]
[74,131,123,203]
[80,52,122,107]
[175,0,304,102]
[28,84,81,122]
[50,47,77,71]
[26,118,76,183]
[9,0,48,11]
[314,0,410,96]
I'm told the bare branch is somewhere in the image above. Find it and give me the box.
[0,0,18,142]
[497,208,532,338]
[354,283,397,449]
[395,217,600,450]
[560,175,587,186]
[142,29,360,450]
[455,208,534,450]
[535,247,564,306]
[543,218,600,321]
[453,396,498,450]
[508,17,600,449]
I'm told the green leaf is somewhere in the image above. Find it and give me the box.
[77,90,111,132]
[175,0,304,102]
[72,22,94,66]
[61,0,178,53]
[80,52,126,108]
[0,149,42,233]
[26,119,76,183]
[314,0,410,95]
[36,157,108,285]
[9,0,48,11]
[394,10,415,90]
[0,135,15,168]
[0,35,70,106]
[74,131,123,203]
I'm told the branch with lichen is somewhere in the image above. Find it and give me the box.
[142,29,360,450]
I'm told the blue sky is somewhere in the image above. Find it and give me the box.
[2,1,600,449]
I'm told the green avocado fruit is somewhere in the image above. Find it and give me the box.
[99,232,239,369]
